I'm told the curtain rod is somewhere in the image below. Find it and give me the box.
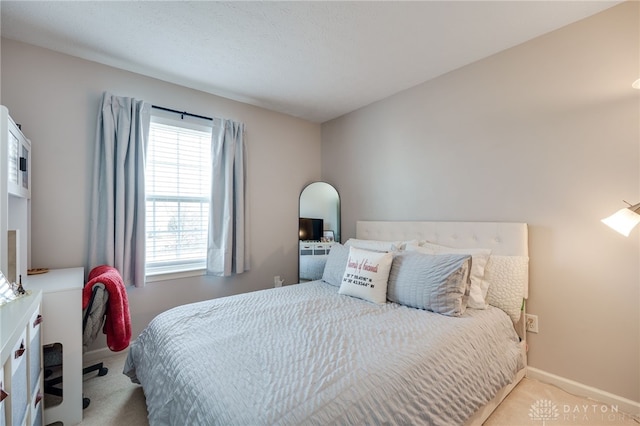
[152,105,213,121]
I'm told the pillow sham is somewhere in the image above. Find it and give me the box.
[321,243,350,287]
[344,238,403,252]
[484,255,529,323]
[338,246,393,304]
[408,242,491,310]
[387,252,471,316]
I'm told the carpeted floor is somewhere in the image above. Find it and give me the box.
[73,351,638,425]
[77,352,148,426]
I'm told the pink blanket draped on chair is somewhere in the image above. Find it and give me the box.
[83,265,131,351]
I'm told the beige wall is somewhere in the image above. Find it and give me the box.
[322,3,639,402]
[0,39,321,344]
[1,1,638,406]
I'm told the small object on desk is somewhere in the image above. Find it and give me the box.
[0,270,30,304]
[322,230,335,242]
[16,274,25,295]
[28,268,49,275]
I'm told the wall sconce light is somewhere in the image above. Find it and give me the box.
[602,81,640,236]
[601,201,640,237]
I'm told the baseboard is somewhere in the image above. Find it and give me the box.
[527,367,640,418]
[83,346,127,365]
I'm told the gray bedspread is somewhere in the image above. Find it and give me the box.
[124,280,523,426]
[299,255,328,281]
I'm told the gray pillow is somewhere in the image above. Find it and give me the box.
[387,251,471,316]
[321,243,349,286]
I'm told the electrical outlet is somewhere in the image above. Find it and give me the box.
[274,275,283,288]
[525,314,539,333]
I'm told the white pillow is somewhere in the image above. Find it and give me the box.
[484,255,529,323]
[344,238,403,252]
[408,242,491,309]
[338,246,393,304]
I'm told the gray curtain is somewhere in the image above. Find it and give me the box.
[88,92,151,287]
[207,118,249,276]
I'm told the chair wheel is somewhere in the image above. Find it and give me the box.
[83,397,90,409]
[98,367,108,376]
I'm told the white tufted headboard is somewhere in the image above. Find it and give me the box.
[356,221,528,257]
[356,221,529,301]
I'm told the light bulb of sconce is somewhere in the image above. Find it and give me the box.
[601,206,640,237]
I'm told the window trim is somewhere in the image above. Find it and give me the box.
[145,112,212,279]
[145,267,206,283]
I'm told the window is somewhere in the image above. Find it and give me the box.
[145,113,212,277]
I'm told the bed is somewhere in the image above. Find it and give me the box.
[299,254,328,281]
[124,221,529,425]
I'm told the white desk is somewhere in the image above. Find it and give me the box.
[26,267,83,426]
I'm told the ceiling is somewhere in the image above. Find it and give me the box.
[0,1,622,123]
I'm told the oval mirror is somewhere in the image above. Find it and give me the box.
[298,182,340,282]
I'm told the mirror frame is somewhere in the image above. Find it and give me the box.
[298,181,340,282]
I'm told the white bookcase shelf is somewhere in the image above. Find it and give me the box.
[0,290,43,426]
[1,105,42,426]
[1,105,31,284]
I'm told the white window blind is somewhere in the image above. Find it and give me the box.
[145,115,212,275]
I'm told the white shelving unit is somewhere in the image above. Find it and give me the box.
[1,105,43,426]
[0,290,43,426]
[299,241,335,256]
[0,105,31,284]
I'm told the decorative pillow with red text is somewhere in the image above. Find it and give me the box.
[338,246,393,304]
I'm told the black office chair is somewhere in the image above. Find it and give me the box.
[43,283,109,409]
